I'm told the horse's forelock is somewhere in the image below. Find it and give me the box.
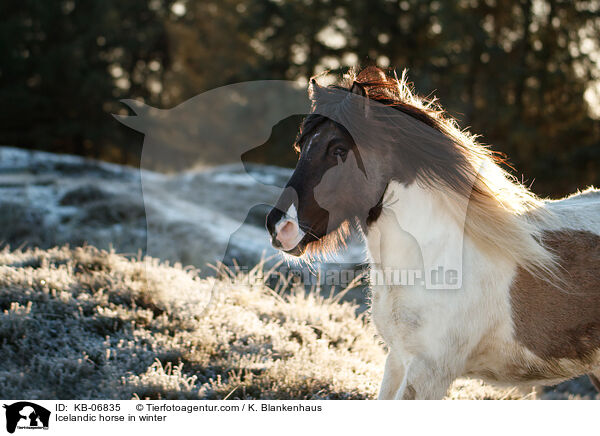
[308,67,445,139]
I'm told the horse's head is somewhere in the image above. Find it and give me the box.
[266,76,391,257]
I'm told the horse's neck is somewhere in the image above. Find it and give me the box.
[365,181,470,286]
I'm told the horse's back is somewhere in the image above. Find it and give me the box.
[544,187,600,235]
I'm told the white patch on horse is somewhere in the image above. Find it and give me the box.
[286,203,298,220]
[274,204,305,250]
[304,132,320,154]
[368,182,519,399]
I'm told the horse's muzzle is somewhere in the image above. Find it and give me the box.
[266,206,306,254]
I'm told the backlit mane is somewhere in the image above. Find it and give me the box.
[304,66,558,279]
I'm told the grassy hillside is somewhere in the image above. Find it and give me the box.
[0,246,595,399]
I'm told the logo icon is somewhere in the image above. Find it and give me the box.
[3,402,50,434]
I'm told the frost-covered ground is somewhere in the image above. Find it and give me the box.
[0,146,364,271]
[0,147,597,399]
[4,245,596,400]
[0,245,383,399]
[0,146,277,269]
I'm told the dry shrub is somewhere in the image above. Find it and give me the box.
[0,245,592,400]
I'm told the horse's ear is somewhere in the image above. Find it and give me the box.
[308,78,320,100]
[349,82,370,117]
[350,82,367,97]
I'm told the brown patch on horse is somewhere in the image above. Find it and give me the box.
[510,230,600,360]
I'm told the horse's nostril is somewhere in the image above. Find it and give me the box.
[271,236,282,249]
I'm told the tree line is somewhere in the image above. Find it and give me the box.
[2,0,599,195]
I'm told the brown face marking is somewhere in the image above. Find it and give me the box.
[510,230,600,361]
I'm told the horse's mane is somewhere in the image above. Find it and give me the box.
[305,66,558,280]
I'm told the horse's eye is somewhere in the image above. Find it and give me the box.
[331,147,348,158]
